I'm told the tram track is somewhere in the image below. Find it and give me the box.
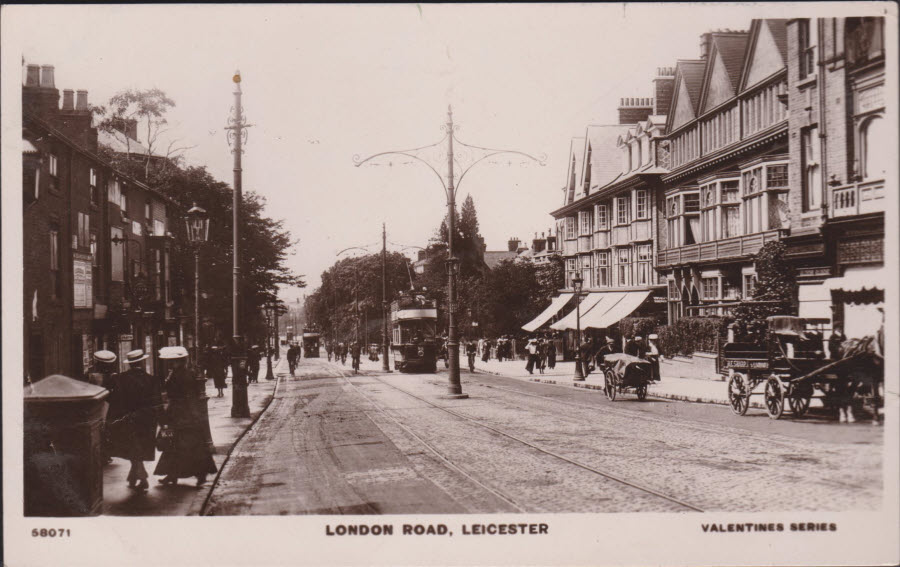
[343,372,705,513]
[466,378,807,452]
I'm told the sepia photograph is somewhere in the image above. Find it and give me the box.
[2,3,897,566]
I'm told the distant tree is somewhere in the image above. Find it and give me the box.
[478,259,542,337]
[534,256,565,304]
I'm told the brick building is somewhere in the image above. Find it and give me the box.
[783,17,886,339]
[22,63,184,382]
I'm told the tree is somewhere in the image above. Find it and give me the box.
[95,88,193,180]
[477,259,543,337]
[731,241,797,345]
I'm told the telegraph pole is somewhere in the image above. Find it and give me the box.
[226,70,251,418]
[444,108,465,399]
[382,223,391,371]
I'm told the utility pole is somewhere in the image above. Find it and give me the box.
[382,223,391,372]
[225,70,251,418]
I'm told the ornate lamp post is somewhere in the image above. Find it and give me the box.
[354,107,544,399]
[225,70,252,418]
[572,273,585,381]
[184,203,210,370]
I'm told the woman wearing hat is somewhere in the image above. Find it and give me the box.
[154,347,217,486]
[208,345,227,397]
[106,349,163,491]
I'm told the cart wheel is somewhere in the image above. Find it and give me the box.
[636,383,647,401]
[764,376,785,420]
[604,369,617,401]
[727,372,750,416]
[788,384,813,417]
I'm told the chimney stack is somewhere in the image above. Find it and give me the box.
[617,96,654,124]
[62,89,75,111]
[699,32,713,60]
[75,90,88,111]
[653,66,676,116]
[25,64,40,87]
[39,65,55,88]
[507,237,520,252]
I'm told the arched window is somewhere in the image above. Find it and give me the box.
[861,116,886,180]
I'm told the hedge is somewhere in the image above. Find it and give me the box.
[653,317,729,357]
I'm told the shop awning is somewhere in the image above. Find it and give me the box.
[582,290,651,330]
[522,292,573,332]
[823,265,886,293]
[550,293,605,331]
[579,291,628,328]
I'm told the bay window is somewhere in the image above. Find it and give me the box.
[580,255,593,287]
[615,248,631,287]
[741,161,789,234]
[566,258,577,288]
[579,210,593,235]
[565,217,576,239]
[594,251,609,287]
[615,195,630,226]
[636,244,652,286]
[595,204,608,230]
[666,191,700,247]
[634,189,649,220]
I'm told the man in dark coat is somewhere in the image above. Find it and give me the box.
[154,347,217,487]
[578,337,594,377]
[547,337,557,369]
[595,336,618,368]
[106,349,162,491]
[624,335,648,359]
[247,345,261,384]
[209,345,228,397]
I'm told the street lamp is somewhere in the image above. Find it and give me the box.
[184,203,210,371]
[354,107,544,399]
[264,301,276,380]
[572,273,585,381]
[225,69,253,418]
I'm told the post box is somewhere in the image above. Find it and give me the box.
[24,374,109,516]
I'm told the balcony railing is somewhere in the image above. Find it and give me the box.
[830,179,884,218]
[656,229,785,268]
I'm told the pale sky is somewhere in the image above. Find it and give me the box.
[7,3,809,300]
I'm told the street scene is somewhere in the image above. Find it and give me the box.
[7,5,894,564]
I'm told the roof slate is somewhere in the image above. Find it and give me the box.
[765,19,788,60]
[678,60,707,114]
[583,124,631,191]
[713,32,750,91]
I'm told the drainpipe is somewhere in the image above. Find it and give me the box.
[818,18,829,216]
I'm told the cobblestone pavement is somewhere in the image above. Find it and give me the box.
[205,357,883,514]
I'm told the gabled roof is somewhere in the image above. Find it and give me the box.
[738,19,787,92]
[667,59,705,131]
[582,124,631,192]
[698,31,750,114]
[564,136,586,205]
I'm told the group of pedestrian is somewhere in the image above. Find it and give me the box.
[524,336,557,375]
[574,333,661,380]
[96,347,216,492]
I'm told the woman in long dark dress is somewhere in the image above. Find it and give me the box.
[106,349,162,491]
[154,346,217,486]
[209,345,227,397]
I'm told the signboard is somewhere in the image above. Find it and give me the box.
[73,252,93,309]
[145,335,154,375]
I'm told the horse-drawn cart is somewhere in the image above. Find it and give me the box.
[724,316,883,420]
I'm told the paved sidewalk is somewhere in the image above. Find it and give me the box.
[473,358,774,408]
[102,351,286,516]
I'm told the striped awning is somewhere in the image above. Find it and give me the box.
[522,292,573,333]
[550,293,605,331]
[584,291,650,329]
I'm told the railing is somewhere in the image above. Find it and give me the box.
[656,229,785,267]
[830,179,884,218]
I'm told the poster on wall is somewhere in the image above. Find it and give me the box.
[144,334,154,375]
[73,252,93,309]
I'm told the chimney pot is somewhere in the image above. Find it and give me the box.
[75,90,88,111]
[40,65,55,88]
[25,64,40,86]
[62,89,74,110]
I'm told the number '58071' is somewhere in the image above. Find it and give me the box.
[32,528,70,537]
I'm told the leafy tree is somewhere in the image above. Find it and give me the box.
[477,259,542,337]
[534,256,565,304]
[731,241,797,345]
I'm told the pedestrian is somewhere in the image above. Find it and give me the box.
[88,349,118,464]
[625,335,648,359]
[339,342,347,365]
[525,339,539,374]
[481,338,492,363]
[247,345,261,384]
[646,333,661,381]
[547,338,557,369]
[105,349,162,492]
[326,342,333,362]
[595,336,617,368]
[538,339,548,374]
[466,339,477,372]
[579,336,594,377]
[287,343,299,375]
[350,341,361,373]
[209,345,227,397]
[154,346,218,487]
